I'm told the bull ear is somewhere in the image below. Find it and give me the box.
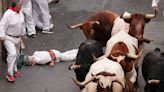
[123,18,131,23]
[91,53,98,61]
[154,48,160,52]
[145,18,151,23]
[120,11,131,23]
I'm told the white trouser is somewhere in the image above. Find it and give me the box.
[4,40,20,76]
[32,0,51,30]
[22,1,36,35]
[61,49,78,61]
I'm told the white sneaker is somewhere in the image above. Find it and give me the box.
[42,30,54,34]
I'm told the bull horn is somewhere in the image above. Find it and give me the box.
[90,21,100,25]
[91,53,98,61]
[148,79,160,84]
[110,54,118,60]
[71,76,96,87]
[127,49,144,59]
[121,11,131,19]
[69,64,81,70]
[68,23,83,29]
[145,14,156,19]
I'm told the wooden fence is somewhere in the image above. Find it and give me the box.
[0,0,11,19]
[0,0,11,65]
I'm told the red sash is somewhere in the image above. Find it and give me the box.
[47,50,56,60]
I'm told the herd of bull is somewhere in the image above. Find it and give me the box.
[67,10,164,92]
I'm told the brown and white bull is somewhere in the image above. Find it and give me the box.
[68,10,155,46]
[105,30,143,90]
[72,56,125,92]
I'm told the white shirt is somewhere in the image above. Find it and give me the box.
[0,9,25,43]
[152,0,160,7]
[32,49,78,64]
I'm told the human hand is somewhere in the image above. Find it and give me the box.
[49,61,56,67]
[0,37,5,41]
[152,6,158,15]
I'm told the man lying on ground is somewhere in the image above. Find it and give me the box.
[17,49,78,68]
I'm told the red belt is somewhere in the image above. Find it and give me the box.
[47,50,56,60]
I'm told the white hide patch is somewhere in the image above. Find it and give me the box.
[111,17,129,36]
[126,63,137,83]
[105,31,138,58]
[85,57,125,88]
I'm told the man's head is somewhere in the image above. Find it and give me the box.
[11,0,22,12]
[24,56,36,66]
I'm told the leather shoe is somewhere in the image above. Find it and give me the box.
[28,34,36,38]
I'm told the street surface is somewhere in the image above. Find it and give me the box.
[0,0,164,92]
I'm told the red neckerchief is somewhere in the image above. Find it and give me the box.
[9,7,18,13]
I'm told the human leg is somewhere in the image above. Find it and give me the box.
[3,40,17,82]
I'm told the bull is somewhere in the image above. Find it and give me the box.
[69,39,104,89]
[105,30,143,91]
[142,48,164,92]
[68,10,155,46]
[72,56,125,92]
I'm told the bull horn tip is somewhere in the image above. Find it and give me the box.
[95,21,100,24]
[148,79,160,84]
[68,64,72,70]
[71,77,84,87]
[121,11,131,19]
[67,23,83,29]
[67,25,74,29]
[145,14,156,19]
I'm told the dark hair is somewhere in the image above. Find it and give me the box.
[11,0,20,8]
[11,2,17,8]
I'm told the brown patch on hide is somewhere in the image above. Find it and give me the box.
[123,58,134,73]
[107,42,134,73]
[133,45,138,55]
[80,10,119,46]
[125,77,135,92]
[109,42,129,58]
